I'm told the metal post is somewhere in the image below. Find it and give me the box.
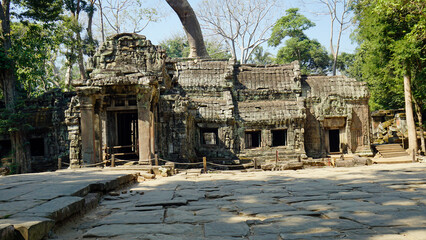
[155,154,158,166]
[203,157,207,173]
[111,154,115,167]
[58,158,62,170]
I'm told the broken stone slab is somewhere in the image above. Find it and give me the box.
[97,210,164,225]
[83,224,203,238]
[0,217,54,240]
[279,230,342,239]
[0,224,16,240]
[89,174,137,193]
[204,222,249,238]
[20,196,84,221]
[126,206,163,212]
[0,200,46,219]
[135,198,188,207]
[140,173,155,179]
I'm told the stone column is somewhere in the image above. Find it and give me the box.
[137,91,151,164]
[99,109,107,162]
[150,110,155,157]
[80,96,96,164]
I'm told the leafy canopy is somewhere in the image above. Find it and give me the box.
[353,0,426,111]
[269,8,330,74]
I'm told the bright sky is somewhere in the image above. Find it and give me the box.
[139,0,357,55]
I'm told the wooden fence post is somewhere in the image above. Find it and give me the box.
[111,154,115,167]
[155,154,158,166]
[413,149,416,162]
[275,150,278,166]
[58,158,62,170]
[203,157,207,173]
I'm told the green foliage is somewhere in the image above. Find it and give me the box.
[12,0,63,22]
[205,40,232,59]
[11,22,64,97]
[276,37,330,75]
[269,8,330,74]
[268,8,315,47]
[353,0,426,111]
[160,35,190,58]
[160,35,231,59]
[336,52,361,78]
[247,46,274,65]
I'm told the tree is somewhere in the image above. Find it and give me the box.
[198,0,278,63]
[269,8,330,74]
[354,0,426,155]
[63,0,88,81]
[165,0,209,58]
[100,0,158,35]
[335,52,356,77]
[247,46,274,65]
[317,0,354,75]
[160,34,231,59]
[11,23,64,96]
[1,0,62,173]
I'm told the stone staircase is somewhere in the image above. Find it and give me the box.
[373,144,413,164]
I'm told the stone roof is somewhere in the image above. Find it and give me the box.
[175,59,233,89]
[236,62,301,92]
[303,75,369,99]
[238,100,305,123]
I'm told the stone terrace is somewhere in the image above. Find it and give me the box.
[52,163,426,240]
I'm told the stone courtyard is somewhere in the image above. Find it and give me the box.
[47,163,426,240]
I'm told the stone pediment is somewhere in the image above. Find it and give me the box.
[74,33,166,87]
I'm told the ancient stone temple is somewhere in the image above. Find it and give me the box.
[67,33,372,167]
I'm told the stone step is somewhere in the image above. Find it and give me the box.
[381,152,410,158]
[373,157,413,164]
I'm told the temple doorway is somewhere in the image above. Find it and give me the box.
[329,129,340,153]
[116,111,138,154]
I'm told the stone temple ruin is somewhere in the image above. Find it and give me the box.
[0,33,373,171]
[63,33,372,169]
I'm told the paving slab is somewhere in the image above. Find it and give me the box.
[28,162,426,239]
[204,222,249,237]
[0,169,138,240]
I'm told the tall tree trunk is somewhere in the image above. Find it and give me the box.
[165,0,209,58]
[1,1,32,173]
[65,62,73,89]
[76,31,86,80]
[96,0,105,42]
[76,0,86,80]
[413,97,425,154]
[403,69,418,156]
[86,0,96,57]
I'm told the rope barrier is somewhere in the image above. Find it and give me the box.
[158,158,255,169]
[82,162,106,167]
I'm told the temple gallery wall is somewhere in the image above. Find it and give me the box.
[0,33,373,171]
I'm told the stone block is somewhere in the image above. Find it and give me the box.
[0,224,16,240]
[24,196,84,222]
[0,217,54,240]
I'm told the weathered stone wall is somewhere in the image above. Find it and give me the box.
[63,34,372,168]
[371,109,407,144]
[0,89,74,172]
[302,76,372,157]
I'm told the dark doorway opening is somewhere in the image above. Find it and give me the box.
[245,131,261,148]
[0,140,11,159]
[30,138,45,156]
[272,129,287,146]
[116,112,138,154]
[200,128,218,145]
[329,129,340,152]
